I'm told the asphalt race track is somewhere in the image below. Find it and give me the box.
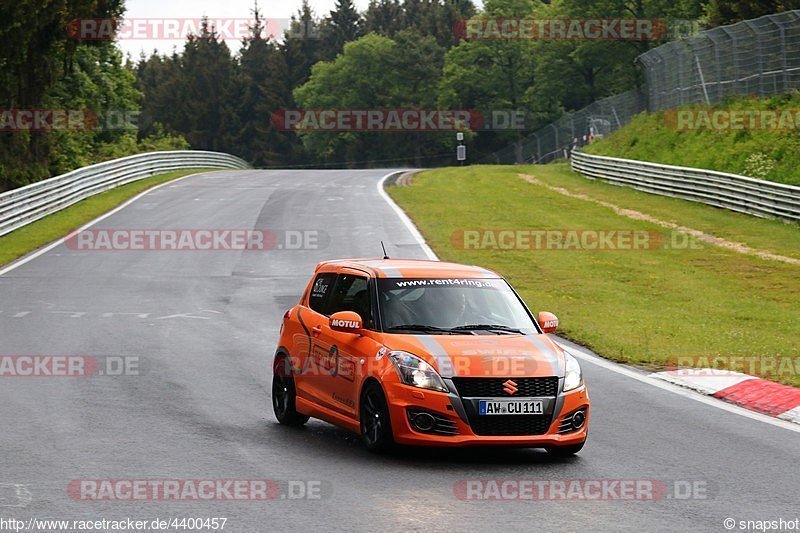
[0,169,797,532]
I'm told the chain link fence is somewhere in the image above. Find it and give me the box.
[639,10,800,109]
[487,89,646,164]
[488,10,800,164]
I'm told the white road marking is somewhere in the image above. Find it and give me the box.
[377,171,437,261]
[0,484,32,508]
[377,169,800,434]
[101,312,152,319]
[779,406,800,424]
[154,313,212,321]
[51,311,87,318]
[649,369,758,395]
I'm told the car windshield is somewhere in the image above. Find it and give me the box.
[377,278,538,334]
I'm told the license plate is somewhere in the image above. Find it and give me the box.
[479,399,544,415]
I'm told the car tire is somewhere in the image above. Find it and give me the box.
[360,381,395,453]
[272,356,309,427]
[546,440,585,457]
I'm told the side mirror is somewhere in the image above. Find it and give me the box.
[330,311,363,334]
[538,311,558,333]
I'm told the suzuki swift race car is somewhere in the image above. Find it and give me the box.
[272,259,589,454]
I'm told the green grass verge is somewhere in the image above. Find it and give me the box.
[388,164,800,387]
[533,163,800,261]
[0,169,218,268]
[585,91,800,186]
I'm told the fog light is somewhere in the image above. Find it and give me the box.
[572,410,586,429]
[412,412,436,431]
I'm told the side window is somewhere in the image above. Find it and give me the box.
[308,273,336,315]
[327,275,373,328]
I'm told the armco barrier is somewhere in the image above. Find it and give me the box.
[571,151,800,222]
[0,151,249,236]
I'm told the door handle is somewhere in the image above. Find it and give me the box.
[311,326,322,337]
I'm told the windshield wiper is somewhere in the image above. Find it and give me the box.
[451,324,524,334]
[385,324,457,334]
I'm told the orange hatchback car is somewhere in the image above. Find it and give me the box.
[272,259,589,454]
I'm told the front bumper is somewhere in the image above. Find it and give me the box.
[384,379,590,447]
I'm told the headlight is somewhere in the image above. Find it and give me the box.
[388,351,448,392]
[563,352,583,392]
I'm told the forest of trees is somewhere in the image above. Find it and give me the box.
[2,0,797,190]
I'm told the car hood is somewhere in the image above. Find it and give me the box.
[384,333,566,378]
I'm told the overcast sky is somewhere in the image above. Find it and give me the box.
[120,0,463,59]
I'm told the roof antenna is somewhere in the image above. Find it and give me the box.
[381,241,390,259]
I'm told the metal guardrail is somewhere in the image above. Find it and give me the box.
[570,151,800,222]
[0,150,249,237]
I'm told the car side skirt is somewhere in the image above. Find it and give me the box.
[296,396,361,434]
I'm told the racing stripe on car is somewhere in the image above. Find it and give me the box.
[471,265,496,276]
[412,335,457,378]
[377,267,404,278]
[516,336,563,377]
[358,264,382,278]
[357,260,404,278]
[353,260,386,277]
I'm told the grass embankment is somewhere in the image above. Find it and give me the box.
[389,164,800,386]
[585,91,800,186]
[0,169,217,268]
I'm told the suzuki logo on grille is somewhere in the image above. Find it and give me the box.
[503,379,518,395]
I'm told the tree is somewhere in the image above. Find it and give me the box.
[172,19,238,152]
[136,52,183,139]
[319,0,365,60]
[44,43,141,173]
[282,1,324,89]
[0,0,126,189]
[293,32,452,167]
[235,3,295,166]
[366,0,476,46]
[438,0,542,161]
[402,0,477,47]
[364,0,404,37]
[705,0,800,26]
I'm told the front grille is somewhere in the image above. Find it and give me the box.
[468,415,552,436]
[451,377,559,397]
